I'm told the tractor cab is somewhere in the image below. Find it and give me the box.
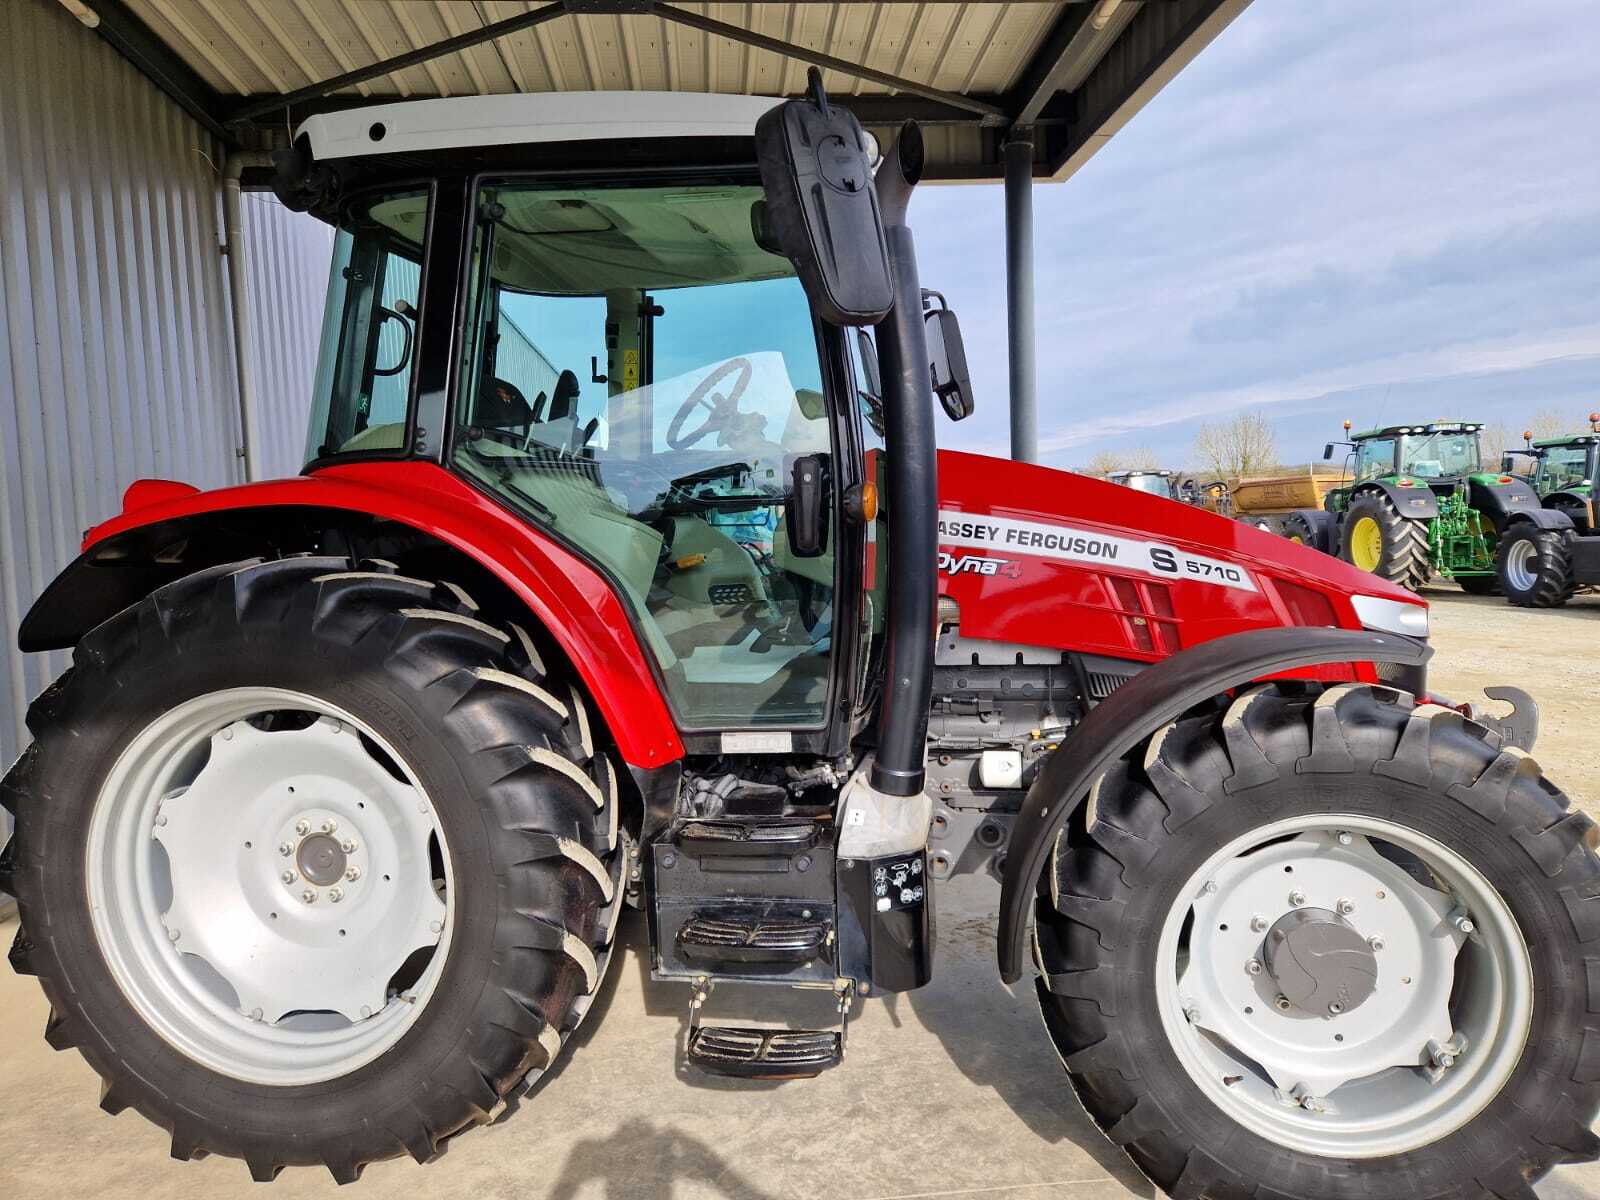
[1335,421,1487,495]
[1530,425,1600,532]
[1105,468,1178,499]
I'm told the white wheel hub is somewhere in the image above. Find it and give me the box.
[1157,814,1531,1157]
[1503,539,1538,592]
[88,689,455,1085]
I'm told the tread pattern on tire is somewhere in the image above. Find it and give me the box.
[1,556,626,1183]
[1497,524,1578,608]
[1033,682,1600,1200]
[1341,490,1431,590]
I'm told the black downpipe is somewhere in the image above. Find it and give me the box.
[870,123,936,798]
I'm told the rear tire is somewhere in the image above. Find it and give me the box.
[1,558,624,1181]
[1282,511,1327,554]
[1035,683,1600,1199]
[1340,493,1431,590]
[1497,523,1578,608]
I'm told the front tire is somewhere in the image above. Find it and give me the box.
[1496,523,1577,608]
[1,558,624,1181]
[1035,683,1600,1199]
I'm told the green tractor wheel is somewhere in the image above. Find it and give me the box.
[1340,492,1430,590]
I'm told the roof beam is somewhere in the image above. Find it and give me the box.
[226,2,567,124]
[86,0,236,143]
[1008,0,1098,125]
[648,4,1010,122]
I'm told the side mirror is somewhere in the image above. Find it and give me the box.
[1323,442,1335,460]
[923,293,974,421]
[786,453,831,558]
[856,330,882,399]
[754,70,892,326]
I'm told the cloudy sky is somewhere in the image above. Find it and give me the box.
[914,0,1600,470]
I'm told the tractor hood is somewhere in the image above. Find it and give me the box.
[934,451,1425,663]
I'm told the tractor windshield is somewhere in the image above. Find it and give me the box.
[1119,473,1175,498]
[1398,430,1480,478]
[1539,445,1593,492]
[450,179,836,731]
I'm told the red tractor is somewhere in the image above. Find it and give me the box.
[5,83,1597,1198]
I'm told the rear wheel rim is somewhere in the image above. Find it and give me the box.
[1503,538,1538,593]
[1156,813,1531,1158]
[86,687,455,1086]
[1350,517,1384,571]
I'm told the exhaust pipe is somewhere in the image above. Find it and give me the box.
[869,123,936,798]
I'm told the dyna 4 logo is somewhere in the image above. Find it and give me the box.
[938,552,1022,579]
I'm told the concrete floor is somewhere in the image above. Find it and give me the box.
[3,587,1598,1199]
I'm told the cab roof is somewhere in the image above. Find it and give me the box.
[1353,422,1484,440]
[1533,433,1600,449]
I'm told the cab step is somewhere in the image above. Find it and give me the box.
[678,909,832,967]
[686,1026,842,1078]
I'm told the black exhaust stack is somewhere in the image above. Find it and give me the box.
[869,122,936,797]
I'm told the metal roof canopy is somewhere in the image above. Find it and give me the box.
[82,0,1249,183]
[71,0,1251,462]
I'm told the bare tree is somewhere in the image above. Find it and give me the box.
[1080,447,1165,477]
[1191,411,1280,479]
[1528,406,1576,439]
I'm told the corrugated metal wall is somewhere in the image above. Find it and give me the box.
[0,0,335,802]
[240,193,335,478]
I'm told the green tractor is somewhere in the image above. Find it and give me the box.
[1494,417,1600,606]
[1284,421,1545,593]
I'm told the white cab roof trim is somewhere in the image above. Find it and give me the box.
[298,92,783,161]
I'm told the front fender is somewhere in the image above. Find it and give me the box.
[1506,506,1577,532]
[995,626,1430,983]
[19,463,685,769]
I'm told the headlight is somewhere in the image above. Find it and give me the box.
[1351,594,1429,638]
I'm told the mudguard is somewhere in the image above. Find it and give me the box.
[1468,474,1542,530]
[1503,506,1577,532]
[1358,479,1438,520]
[995,625,1430,983]
[17,462,686,769]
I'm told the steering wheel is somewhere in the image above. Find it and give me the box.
[665,358,755,450]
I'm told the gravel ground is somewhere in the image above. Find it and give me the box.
[1422,580,1600,817]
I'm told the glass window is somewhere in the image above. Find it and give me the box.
[305,191,427,463]
[1398,431,1480,478]
[1354,438,1396,482]
[451,180,836,730]
[1540,446,1592,492]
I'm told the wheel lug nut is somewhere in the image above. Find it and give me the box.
[1368,934,1385,951]
[302,889,317,905]
[321,819,337,834]
[1250,915,1267,932]
[341,839,357,854]
[167,928,180,942]
[1273,994,1292,1012]
[1328,1001,1345,1015]
[295,819,310,836]
[1289,890,1306,906]
[278,842,293,856]
[1336,898,1355,916]
[1201,880,1218,895]
[345,866,361,882]
[1246,959,1263,976]
[281,870,297,885]
[429,920,443,934]
[1454,915,1475,934]
[1337,831,1353,846]
[329,887,344,903]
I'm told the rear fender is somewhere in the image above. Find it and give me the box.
[1468,475,1542,531]
[1359,480,1438,520]
[995,626,1430,983]
[18,464,685,769]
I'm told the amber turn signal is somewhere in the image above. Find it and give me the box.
[844,481,879,523]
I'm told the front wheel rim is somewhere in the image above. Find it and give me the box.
[1503,539,1538,593]
[86,687,456,1086]
[1156,813,1532,1158]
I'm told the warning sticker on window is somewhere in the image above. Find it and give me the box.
[937,509,1257,593]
